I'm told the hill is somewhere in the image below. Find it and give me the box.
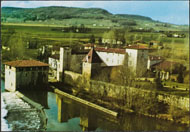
[1,6,188,31]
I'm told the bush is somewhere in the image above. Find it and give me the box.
[168,105,188,122]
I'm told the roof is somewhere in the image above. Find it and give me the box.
[125,45,149,50]
[152,61,178,71]
[82,48,103,63]
[149,55,163,61]
[95,47,126,54]
[49,54,59,60]
[4,60,49,67]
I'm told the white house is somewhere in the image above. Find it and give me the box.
[125,45,149,76]
[147,55,163,70]
[48,54,59,78]
[102,38,124,45]
[82,45,149,78]
[4,60,49,92]
[95,47,127,66]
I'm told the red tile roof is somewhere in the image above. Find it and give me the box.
[4,60,49,67]
[82,48,103,63]
[95,47,126,54]
[152,61,178,71]
[125,45,149,50]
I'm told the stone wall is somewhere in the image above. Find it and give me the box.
[63,71,189,111]
[90,80,189,111]
[64,71,84,87]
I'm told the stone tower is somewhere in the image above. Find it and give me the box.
[82,48,103,79]
[57,47,72,82]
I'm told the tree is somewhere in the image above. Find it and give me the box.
[129,35,135,43]
[89,34,95,43]
[155,72,163,90]
[6,33,25,60]
[177,71,184,83]
[98,37,102,45]
[110,56,135,86]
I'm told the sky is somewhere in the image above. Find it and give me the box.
[1,1,189,25]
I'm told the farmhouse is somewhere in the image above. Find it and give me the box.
[102,38,124,45]
[82,45,149,78]
[151,60,178,80]
[125,45,149,75]
[4,60,49,92]
[147,55,164,70]
[53,44,150,81]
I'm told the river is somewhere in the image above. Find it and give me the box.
[1,79,189,131]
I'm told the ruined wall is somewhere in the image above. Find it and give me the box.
[64,71,83,86]
[89,80,189,111]
[63,71,189,111]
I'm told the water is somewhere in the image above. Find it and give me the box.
[1,80,12,131]
[1,79,189,131]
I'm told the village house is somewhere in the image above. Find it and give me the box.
[149,41,163,49]
[56,47,88,81]
[4,60,49,92]
[82,48,104,78]
[151,60,178,80]
[125,45,149,76]
[102,38,124,45]
[82,45,149,78]
[53,44,150,81]
[147,55,164,70]
[48,54,59,78]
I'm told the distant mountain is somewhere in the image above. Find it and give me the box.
[114,14,152,21]
[1,6,153,22]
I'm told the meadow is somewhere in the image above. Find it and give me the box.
[1,23,189,69]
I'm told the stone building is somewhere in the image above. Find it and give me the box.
[151,61,178,80]
[147,55,163,70]
[82,48,104,78]
[4,60,49,92]
[48,54,59,78]
[82,45,149,78]
[125,45,149,76]
[56,47,87,81]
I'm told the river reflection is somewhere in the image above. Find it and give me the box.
[2,80,187,131]
[56,93,189,131]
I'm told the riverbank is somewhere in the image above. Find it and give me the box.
[1,92,46,131]
[49,81,189,127]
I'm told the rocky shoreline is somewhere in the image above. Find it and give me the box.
[1,92,46,131]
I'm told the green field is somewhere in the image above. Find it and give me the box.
[1,23,189,68]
